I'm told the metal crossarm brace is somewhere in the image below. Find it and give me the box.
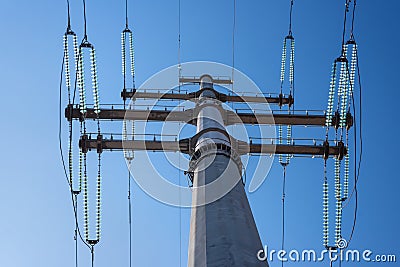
[121,88,294,106]
[79,137,346,158]
[65,105,341,127]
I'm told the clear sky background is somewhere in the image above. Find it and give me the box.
[0,0,399,266]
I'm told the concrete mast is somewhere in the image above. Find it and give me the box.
[187,75,268,267]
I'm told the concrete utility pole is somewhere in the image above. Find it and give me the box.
[187,75,268,266]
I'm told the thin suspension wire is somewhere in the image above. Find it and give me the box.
[178,0,181,76]
[128,162,132,267]
[121,1,135,263]
[350,0,357,39]
[74,195,79,267]
[281,164,287,267]
[125,0,129,28]
[288,0,294,36]
[231,0,236,87]
[178,1,182,265]
[91,246,95,267]
[66,0,73,32]
[82,0,88,41]
[340,0,351,56]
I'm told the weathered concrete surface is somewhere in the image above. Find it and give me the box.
[188,155,268,267]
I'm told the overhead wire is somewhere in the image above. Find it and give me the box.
[121,0,136,265]
[231,0,236,88]
[178,1,182,265]
[278,2,296,265]
[281,164,287,267]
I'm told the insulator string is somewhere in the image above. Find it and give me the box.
[280,39,287,95]
[343,150,350,200]
[323,160,329,247]
[129,31,135,89]
[278,125,283,164]
[96,153,102,241]
[325,62,337,130]
[286,125,292,164]
[83,152,89,241]
[334,158,342,244]
[289,38,295,96]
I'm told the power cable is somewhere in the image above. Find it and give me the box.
[340,0,352,56]
[178,1,182,265]
[288,0,294,36]
[82,0,88,41]
[125,0,129,29]
[128,163,132,267]
[281,164,287,267]
[350,0,357,39]
[121,0,135,265]
[231,0,236,87]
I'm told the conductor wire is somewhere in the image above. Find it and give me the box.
[281,164,287,267]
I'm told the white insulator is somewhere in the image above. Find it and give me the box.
[289,39,295,84]
[325,63,337,127]
[73,35,79,74]
[79,149,84,192]
[91,48,100,114]
[323,178,329,247]
[334,158,341,199]
[343,152,350,199]
[286,125,292,164]
[78,48,86,113]
[96,162,102,241]
[349,44,358,100]
[131,116,135,160]
[68,135,73,187]
[129,31,135,83]
[334,158,342,244]
[121,32,126,77]
[123,119,135,160]
[340,62,349,128]
[83,154,89,241]
[63,35,71,89]
[335,200,342,244]
[280,39,287,83]
[278,125,283,164]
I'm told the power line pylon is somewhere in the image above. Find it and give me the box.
[65,73,348,266]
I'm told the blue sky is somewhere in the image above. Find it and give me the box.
[0,0,399,266]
